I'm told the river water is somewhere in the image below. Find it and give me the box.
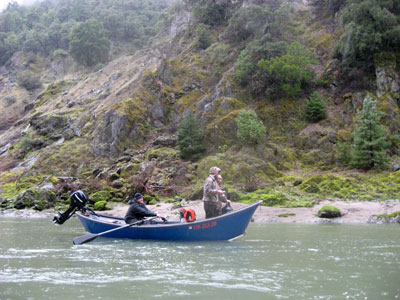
[0,217,399,300]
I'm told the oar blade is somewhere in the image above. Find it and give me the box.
[73,233,98,245]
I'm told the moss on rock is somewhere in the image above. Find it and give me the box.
[89,190,113,203]
[297,172,400,201]
[263,143,297,170]
[374,211,400,218]
[145,147,179,161]
[300,174,353,196]
[278,213,296,217]
[14,188,38,209]
[143,194,156,204]
[1,174,51,200]
[240,189,288,206]
[318,205,342,218]
[94,200,109,210]
[34,80,71,108]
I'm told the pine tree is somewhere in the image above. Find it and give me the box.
[177,113,206,161]
[352,95,390,169]
[305,92,326,123]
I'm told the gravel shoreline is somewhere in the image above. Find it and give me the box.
[1,199,400,224]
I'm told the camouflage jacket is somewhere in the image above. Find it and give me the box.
[202,175,219,203]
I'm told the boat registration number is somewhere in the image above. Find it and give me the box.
[189,221,217,230]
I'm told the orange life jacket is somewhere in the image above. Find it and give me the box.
[180,208,196,222]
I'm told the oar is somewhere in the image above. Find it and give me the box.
[73,216,158,245]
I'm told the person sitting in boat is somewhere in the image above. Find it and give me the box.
[203,166,225,219]
[125,193,164,224]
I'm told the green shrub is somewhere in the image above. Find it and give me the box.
[257,42,316,98]
[193,1,227,26]
[19,137,37,154]
[224,5,267,42]
[52,49,69,60]
[235,39,288,86]
[235,49,256,86]
[17,70,41,91]
[236,110,266,145]
[195,24,212,50]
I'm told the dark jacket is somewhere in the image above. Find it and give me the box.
[125,201,157,224]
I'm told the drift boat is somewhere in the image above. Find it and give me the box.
[54,190,261,243]
[75,201,261,242]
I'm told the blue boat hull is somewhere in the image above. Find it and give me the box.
[76,201,261,241]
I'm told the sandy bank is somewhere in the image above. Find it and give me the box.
[116,199,400,224]
[1,200,400,224]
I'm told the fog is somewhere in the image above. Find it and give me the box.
[0,0,38,11]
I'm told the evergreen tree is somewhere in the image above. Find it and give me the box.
[177,113,206,161]
[236,110,266,145]
[352,95,390,169]
[305,92,326,123]
[195,24,212,50]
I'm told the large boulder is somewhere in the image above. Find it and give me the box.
[145,147,179,161]
[317,205,342,218]
[376,63,400,98]
[170,10,193,39]
[295,124,337,151]
[13,188,57,211]
[368,211,400,224]
[295,124,337,168]
[92,110,143,157]
[14,189,37,209]
[153,135,178,147]
[30,114,69,137]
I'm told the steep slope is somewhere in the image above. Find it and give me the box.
[1,0,400,212]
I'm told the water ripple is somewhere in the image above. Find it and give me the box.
[1,221,400,299]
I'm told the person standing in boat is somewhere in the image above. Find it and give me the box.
[125,193,163,224]
[216,174,232,214]
[203,166,225,218]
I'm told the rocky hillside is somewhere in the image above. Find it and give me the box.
[1,0,400,212]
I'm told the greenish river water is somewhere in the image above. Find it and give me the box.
[0,217,399,300]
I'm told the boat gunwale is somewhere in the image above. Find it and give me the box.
[76,201,262,229]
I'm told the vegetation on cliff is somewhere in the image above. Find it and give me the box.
[0,0,400,212]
